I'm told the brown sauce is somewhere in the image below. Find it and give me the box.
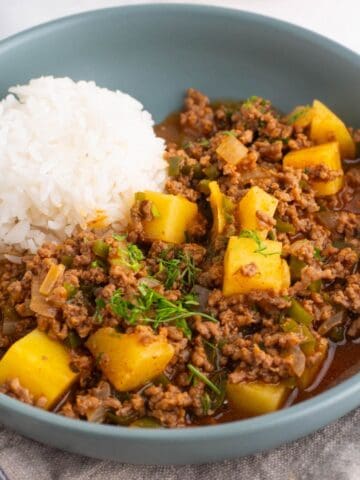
[155,111,360,423]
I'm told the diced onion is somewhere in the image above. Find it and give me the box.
[318,310,345,336]
[39,263,65,296]
[289,345,306,377]
[30,277,56,317]
[87,405,107,423]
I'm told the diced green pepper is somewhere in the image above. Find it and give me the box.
[63,282,78,299]
[130,417,162,428]
[204,164,220,180]
[329,325,345,343]
[308,279,322,293]
[281,318,316,355]
[197,179,211,194]
[192,163,203,179]
[168,156,181,176]
[276,219,296,234]
[287,299,313,326]
[181,164,192,175]
[289,256,306,281]
[92,240,109,258]
[60,255,74,268]
[66,330,81,349]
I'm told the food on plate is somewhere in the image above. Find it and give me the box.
[0,84,359,428]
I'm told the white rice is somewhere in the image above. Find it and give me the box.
[0,76,167,253]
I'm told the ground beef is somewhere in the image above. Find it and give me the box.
[0,89,358,429]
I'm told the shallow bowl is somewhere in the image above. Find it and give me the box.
[0,3,359,465]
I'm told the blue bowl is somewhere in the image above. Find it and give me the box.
[0,4,359,465]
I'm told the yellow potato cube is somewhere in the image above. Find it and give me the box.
[285,105,315,128]
[0,329,78,409]
[136,191,198,244]
[283,142,344,196]
[86,327,174,392]
[298,338,328,390]
[223,236,285,296]
[227,381,289,416]
[237,186,278,239]
[216,135,248,166]
[310,100,355,159]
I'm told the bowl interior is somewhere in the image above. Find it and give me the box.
[0,4,359,464]
[0,4,359,124]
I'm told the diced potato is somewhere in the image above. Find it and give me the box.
[136,191,198,244]
[227,381,289,416]
[223,237,286,296]
[310,99,355,159]
[216,135,248,166]
[0,329,78,409]
[285,105,315,128]
[283,142,344,196]
[86,327,174,392]
[298,338,328,390]
[237,186,278,239]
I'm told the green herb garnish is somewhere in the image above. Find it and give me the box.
[187,364,221,395]
[108,285,217,338]
[114,243,144,272]
[238,229,281,256]
[94,297,106,323]
[113,233,127,241]
[63,282,78,299]
[66,330,81,349]
[198,138,210,147]
[158,249,200,290]
[201,393,211,415]
[313,247,324,261]
[90,259,107,269]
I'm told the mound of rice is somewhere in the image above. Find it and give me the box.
[0,76,167,253]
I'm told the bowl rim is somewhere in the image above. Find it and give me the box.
[0,2,359,442]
